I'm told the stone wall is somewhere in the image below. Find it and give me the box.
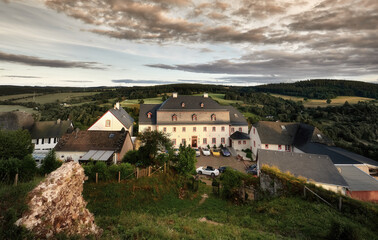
[15,162,102,238]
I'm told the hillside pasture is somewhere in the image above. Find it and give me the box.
[13,92,98,104]
[271,94,374,107]
[0,105,38,114]
[0,93,38,101]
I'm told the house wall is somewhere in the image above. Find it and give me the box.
[231,139,250,151]
[347,190,378,203]
[56,151,87,162]
[139,124,157,132]
[313,182,346,195]
[33,138,59,151]
[156,111,230,123]
[118,134,134,163]
[250,127,261,156]
[88,111,131,133]
[230,126,249,135]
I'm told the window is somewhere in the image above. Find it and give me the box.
[48,138,51,144]
[182,139,186,145]
[163,127,167,132]
[211,114,216,121]
[221,126,225,132]
[147,112,152,118]
[193,127,196,132]
[173,127,176,132]
[42,138,44,144]
[285,145,291,151]
[212,138,216,144]
[36,139,39,145]
[203,127,207,132]
[278,145,282,150]
[105,120,111,127]
[243,140,246,144]
[254,141,256,147]
[192,114,197,121]
[172,139,176,145]
[200,102,204,108]
[265,144,269,149]
[54,138,57,144]
[221,138,225,144]
[238,141,241,145]
[148,126,152,131]
[231,127,235,133]
[239,127,242,132]
[212,127,216,132]
[182,127,186,132]
[181,102,185,108]
[172,114,177,121]
[203,138,207,144]
[253,128,255,134]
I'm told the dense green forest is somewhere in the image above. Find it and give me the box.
[253,79,378,99]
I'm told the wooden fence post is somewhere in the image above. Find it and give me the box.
[14,173,18,186]
[148,166,151,176]
[96,173,98,184]
[118,171,121,183]
[164,163,166,173]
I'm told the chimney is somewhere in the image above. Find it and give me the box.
[114,102,120,110]
[172,92,178,98]
[203,93,208,98]
[56,119,61,125]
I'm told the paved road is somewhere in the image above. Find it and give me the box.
[195,154,253,173]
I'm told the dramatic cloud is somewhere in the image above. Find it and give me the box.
[0,51,106,69]
[3,75,41,78]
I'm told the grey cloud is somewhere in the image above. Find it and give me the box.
[3,75,41,78]
[0,51,106,69]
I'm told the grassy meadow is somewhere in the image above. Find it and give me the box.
[271,94,374,107]
[0,105,38,114]
[13,92,98,104]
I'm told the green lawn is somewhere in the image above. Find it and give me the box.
[13,92,98,104]
[0,105,38,114]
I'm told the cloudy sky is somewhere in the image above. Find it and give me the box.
[0,0,377,87]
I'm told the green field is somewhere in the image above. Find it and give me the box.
[194,93,244,106]
[0,93,39,101]
[0,105,38,114]
[271,94,374,107]
[13,92,98,104]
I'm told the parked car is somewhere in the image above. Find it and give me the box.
[201,148,211,156]
[211,148,221,157]
[174,148,180,156]
[221,148,231,157]
[246,164,257,175]
[194,148,201,157]
[196,166,220,177]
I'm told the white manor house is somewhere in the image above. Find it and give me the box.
[139,93,250,150]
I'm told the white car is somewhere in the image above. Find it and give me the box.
[196,166,220,177]
[195,148,201,157]
[201,148,211,156]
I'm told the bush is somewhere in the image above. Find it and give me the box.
[122,150,140,165]
[221,169,243,199]
[40,150,62,175]
[0,156,36,184]
[328,220,361,240]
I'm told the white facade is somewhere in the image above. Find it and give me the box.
[32,137,59,151]
[230,139,250,151]
[89,111,133,134]
[250,126,293,156]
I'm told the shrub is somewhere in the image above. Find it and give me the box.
[92,162,109,181]
[122,150,140,165]
[0,156,36,183]
[221,169,243,199]
[328,220,361,240]
[40,150,62,175]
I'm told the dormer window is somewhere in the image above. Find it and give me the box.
[211,114,216,121]
[147,112,152,119]
[172,114,177,121]
[192,114,197,121]
[200,102,204,108]
[181,102,185,108]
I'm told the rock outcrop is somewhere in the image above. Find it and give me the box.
[15,162,102,238]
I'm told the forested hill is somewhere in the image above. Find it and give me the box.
[253,80,378,99]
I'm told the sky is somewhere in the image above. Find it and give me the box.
[0,0,377,87]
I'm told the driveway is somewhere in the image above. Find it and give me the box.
[195,154,253,173]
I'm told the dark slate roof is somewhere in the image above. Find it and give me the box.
[258,149,348,187]
[0,111,34,130]
[296,142,378,166]
[159,95,226,110]
[55,130,129,152]
[224,106,248,126]
[230,131,250,140]
[30,120,73,139]
[253,121,299,145]
[139,104,161,124]
[336,165,378,191]
[294,123,333,147]
[109,106,134,128]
